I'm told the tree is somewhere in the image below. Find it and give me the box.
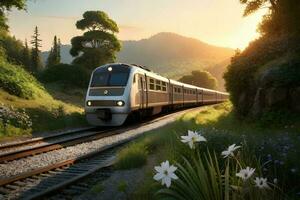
[22,39,31,70]
[46,35,61,67]
[240,0,300,35]
[70,11,121,71]
[0,0,26,31]
[178,70,218,90]
[30,26,43,73]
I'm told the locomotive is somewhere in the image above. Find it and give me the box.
[85,63,229,126]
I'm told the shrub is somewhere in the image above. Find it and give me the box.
[0,56,45,99]
[40,63,90,88]
[224,35,300,117]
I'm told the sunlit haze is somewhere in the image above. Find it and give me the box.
[8,0,267,51]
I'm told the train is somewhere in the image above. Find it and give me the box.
[85,63,229,126]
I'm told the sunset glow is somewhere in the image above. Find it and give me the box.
[8,0,267,50]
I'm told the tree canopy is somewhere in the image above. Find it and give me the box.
[47,36,61,67]
[0,0,26,31]
[240,0,300,36]
[178,70,218,90]
[70,11,121,71]
[30,26,43,73]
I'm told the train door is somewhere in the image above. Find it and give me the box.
[168,80,173,105]
[182,85,185,106]
[139,76,145,109]
[196,88,198,104]
[144,74,148,108]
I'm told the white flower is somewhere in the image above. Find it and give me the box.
[236,167,255,181]
[153,160,178,188]
[273,178,278,184]
[254,177,270,189]
[181,130,207,149]
[221,144,241,158]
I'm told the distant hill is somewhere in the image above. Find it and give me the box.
[42,32,234,90]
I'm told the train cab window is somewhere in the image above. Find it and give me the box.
[91,64,130,87]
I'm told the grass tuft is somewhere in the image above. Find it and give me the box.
[115,143,148,170]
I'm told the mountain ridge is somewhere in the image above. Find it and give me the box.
[42,32,234,90]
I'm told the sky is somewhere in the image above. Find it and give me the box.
[8,0,267,51]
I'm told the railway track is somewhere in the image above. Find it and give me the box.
[0,127,120,163]
[0,107,201,200]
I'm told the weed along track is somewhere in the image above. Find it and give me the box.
[0,108,199,200]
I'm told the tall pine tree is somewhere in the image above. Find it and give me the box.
[30,26,43,73]
[46,35,61,67]
[22,39,31,71]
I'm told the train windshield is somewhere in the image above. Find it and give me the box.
[90,65,130,87]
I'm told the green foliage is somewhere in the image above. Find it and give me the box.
[240,0,300,36]
[115,143,148,170]
[131,103,299,199]
[178,70,218,89]
[76,11,119,32]
[46,35,61,67]
[0,31,29,67]
[224,35,300,117]
[40,63,90,88]
[30,26,43,73]
[0,56,45,99]
[0,103,32,129]
[70,10,121,71]
[0,0,26,30]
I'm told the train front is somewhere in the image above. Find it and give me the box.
[85,64,132,126]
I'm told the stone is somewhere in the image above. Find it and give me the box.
[290,87,300,112]
[265,87,288,107]
[251,88,266,116]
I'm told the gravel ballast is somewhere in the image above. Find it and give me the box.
[0,111,184,179]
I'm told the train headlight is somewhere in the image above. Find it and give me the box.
[87,101,92,106]
[116,100,124,106]
[108,66,112,71]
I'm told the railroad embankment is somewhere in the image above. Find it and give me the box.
[85,102,300,200]
[0,58,87,141]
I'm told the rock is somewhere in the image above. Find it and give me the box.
[265,87,288,107]
[251,88,266,116]
[290,87,300,112]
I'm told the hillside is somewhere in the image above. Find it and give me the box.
[42,32,234,90]
[0,57,87,139]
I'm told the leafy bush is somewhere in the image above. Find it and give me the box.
[224,35,300,117]
[178,70,218,90]
[40,63,90,88]
[0,103,32,136]
[0,57,45,99]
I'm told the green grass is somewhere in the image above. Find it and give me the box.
[91,183,104,193]
[113,102,300,199]
[115,143,148,170]
[0,57,87,140]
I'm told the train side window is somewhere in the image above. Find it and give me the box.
[161,82,166,91]
[178,88,181,93]
[156,85,161,91]
[149,78,155,90]
[155,80,161,91]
